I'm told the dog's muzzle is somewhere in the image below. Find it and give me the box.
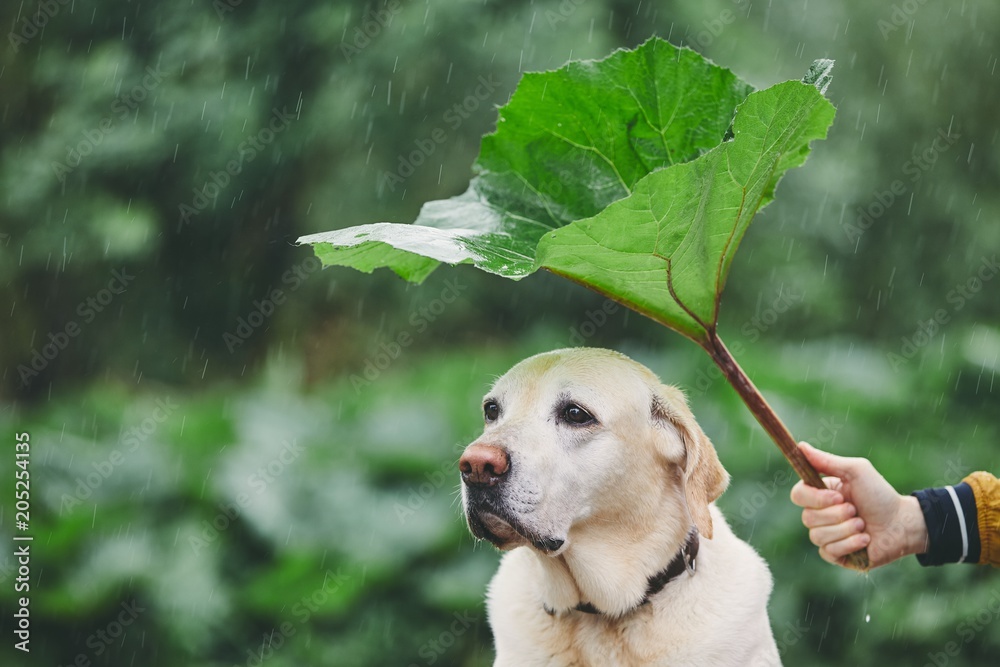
[460,443,513,545]
[459,443,565,553]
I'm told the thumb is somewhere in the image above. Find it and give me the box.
[798,441,857,479]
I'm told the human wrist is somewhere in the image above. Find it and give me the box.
[898,495,928,557]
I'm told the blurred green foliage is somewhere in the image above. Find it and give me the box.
[1,0,999,665]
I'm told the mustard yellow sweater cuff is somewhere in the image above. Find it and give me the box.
[964,471,1000,567]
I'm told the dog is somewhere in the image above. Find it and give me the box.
[459,348,780,666]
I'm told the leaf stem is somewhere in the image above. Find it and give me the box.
[703,330,870,571]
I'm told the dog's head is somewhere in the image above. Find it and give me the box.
[459,348,729,556]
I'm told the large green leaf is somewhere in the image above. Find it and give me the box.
[298,38,835,345]
[299,38,754,282]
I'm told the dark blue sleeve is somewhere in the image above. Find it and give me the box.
[912,482,980,566]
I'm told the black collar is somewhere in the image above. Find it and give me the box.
[564,527,700,616]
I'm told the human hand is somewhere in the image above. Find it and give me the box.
[789,442,928,569]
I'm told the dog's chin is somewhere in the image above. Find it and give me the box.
[466,508,567,555]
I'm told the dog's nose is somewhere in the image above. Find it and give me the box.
[459,444,509,486]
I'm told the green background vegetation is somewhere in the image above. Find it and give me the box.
[1,1,998,665]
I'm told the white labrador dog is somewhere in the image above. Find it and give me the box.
[459,348,780,666]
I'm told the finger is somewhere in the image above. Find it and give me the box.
[818,477,845,496]
[817,545,842,566]
[820,532,871,561]
[808,518,865,548]
[801,503,857,528]
[798,442,866,480]
[790,479,844,508]
[821,476,843,492]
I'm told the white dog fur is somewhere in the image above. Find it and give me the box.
[459,348,780,666]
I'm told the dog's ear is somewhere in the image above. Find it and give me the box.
[652,385,729,539]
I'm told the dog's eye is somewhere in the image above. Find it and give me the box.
[484,400,500,422]
[562,403,596,426]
